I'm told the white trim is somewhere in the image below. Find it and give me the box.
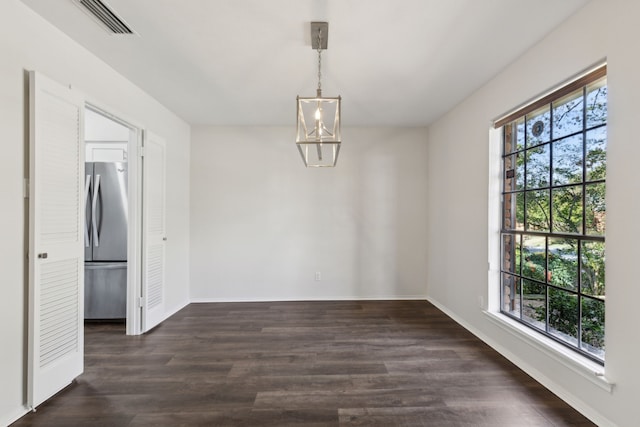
[426,295,616,427]
[84,102,144,336]
[483,310,612,390]
[127,126,143,336]
[189,295,428,303]
[487,127,502,313]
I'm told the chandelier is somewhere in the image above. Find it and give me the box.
[296,22,342,167]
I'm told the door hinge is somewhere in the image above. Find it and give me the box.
[139,146,145,157]
[137,297,144,308]
[23,178,29,198]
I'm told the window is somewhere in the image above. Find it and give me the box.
[498,65,607,363]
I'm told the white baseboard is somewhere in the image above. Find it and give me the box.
[189,295,428,303]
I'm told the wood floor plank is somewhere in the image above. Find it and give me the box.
[11,300,596,426]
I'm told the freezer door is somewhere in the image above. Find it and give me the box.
[91,162,128,261]
[85,262,127,319]
[84,162,94,261]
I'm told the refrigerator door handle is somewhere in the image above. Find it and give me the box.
[84,174,91,248]
[92,174,101,247]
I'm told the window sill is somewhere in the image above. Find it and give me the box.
[483,310,614,393]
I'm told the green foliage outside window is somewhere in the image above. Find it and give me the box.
[521,248,605,349]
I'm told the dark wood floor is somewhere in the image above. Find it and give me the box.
[12,300,595,426]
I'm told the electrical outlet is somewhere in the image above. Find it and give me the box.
[315,272,321,281]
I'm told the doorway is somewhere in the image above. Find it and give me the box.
[83,105,141,334]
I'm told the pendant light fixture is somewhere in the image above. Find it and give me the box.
[296,22,342,167]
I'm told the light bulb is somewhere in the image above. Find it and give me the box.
[315,107,322,120]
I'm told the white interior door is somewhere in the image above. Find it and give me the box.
[142,131,166,332]
[28,71,85,409]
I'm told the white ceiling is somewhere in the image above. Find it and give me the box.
[21,0,589,127]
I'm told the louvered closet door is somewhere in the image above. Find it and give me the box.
[28,71,85,409]
[142,132,166,332]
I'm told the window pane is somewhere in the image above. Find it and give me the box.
[548,238,578,290]
[553,89,584,139]
[585,183,606,236]
[526,105,551,147]
[581,241,605,298]
[525,145,550,189]
[504,153,524,191]
[552,134,583,186]
[581,297,605,358]
[586,79,607,128]
[522,279,545,329]
[502,273,521,317]
[504,117,525,154]
[548,288,579,346]
[502,234,520,274]
[586,127,606,181]
[552,186,583,234]
[525,190,550,232]
[522,235,546,282]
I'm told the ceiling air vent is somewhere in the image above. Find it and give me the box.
[75,0,135,35]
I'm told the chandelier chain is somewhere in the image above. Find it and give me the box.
[317,29,322,92]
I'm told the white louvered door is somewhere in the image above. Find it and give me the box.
[28,71,85,409]
[142,132,166,332]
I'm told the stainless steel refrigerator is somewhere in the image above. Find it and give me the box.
[84,162,128,320]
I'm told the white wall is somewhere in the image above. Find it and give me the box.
[426,1,639,426]
[0,1,190,424]
[190,126,428,301]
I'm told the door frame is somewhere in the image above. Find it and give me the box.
[84,102,144,335]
